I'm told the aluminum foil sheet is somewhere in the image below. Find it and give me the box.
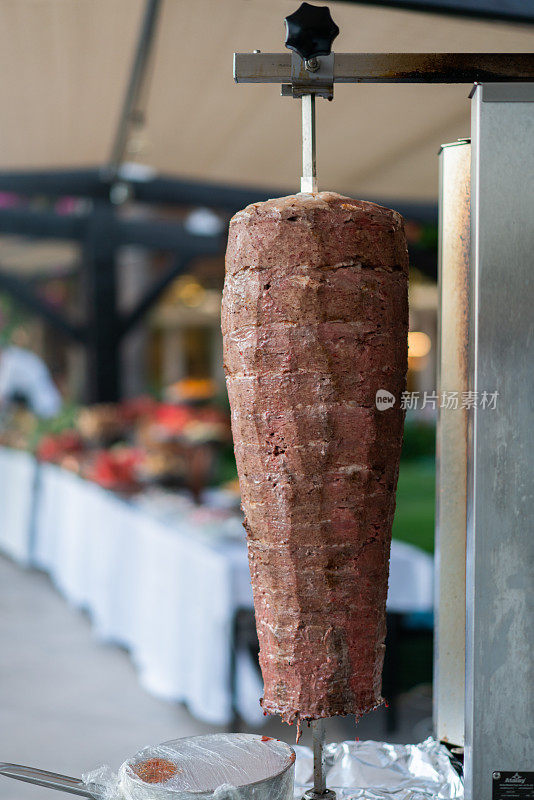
[293,738,463,800]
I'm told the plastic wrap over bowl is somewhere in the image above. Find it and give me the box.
[83,734,295,800]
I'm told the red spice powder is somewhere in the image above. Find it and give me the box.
[132,758,179,783]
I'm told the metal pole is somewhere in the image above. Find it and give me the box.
[302,719,336,800]
[82,203,120,402]
[301,94,317,193]
[105,0,163,181]
[312,719,326,794]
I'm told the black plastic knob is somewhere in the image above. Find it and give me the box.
[284,2,339,61]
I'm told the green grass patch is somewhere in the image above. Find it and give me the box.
[392,459,436,554]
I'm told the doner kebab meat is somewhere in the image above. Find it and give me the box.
[222,192,408,726]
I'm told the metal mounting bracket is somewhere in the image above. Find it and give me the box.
[281,52,334,99]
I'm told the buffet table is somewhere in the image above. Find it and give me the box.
[31,461,256,726]
[0,447,434,727]
[0,446,37,565]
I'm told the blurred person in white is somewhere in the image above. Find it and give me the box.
[0,344,62,418]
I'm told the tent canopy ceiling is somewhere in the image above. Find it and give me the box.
[0,0,533,202]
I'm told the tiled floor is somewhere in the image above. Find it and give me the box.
[0,556,432,800]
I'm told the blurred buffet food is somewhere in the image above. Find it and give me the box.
[0,386,232,500]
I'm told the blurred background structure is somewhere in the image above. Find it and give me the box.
[0,0,532,793]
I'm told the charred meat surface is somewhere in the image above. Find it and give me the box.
[222,192,408,724]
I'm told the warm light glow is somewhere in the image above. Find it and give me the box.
[408,331,432,359]
[172,276,206,307]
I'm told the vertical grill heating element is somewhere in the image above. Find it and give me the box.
[233,5,534,799]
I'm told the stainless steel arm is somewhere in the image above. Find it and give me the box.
[234,52,534,84]
[0,763,96,798]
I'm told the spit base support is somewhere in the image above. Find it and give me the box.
[302,790,337,800]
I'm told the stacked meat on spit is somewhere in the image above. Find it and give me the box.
[222,192,408,727]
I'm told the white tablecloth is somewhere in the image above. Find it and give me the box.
[31,464,257,725]
[0,446,37,565]
[0,450,434,727]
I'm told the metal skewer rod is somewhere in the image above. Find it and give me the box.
[301,93,317,193]
[302,720,336,800]
[312,719,327,793]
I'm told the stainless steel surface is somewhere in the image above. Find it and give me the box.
[295,738,462,799]
[435,139,471,748]
[465,82,534,800]
[234,52,534,84]
[478,82,534,102]
[234,52,291,83]
[0,763,94,798]
[301,94,317,193]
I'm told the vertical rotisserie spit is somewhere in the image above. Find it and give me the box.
[222,191,408,727]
